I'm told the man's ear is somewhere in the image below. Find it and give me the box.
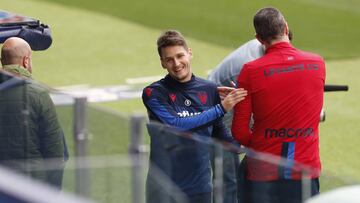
[284,22,289,36]
[188,48,193,59]
[23,56,31,72]
[160,58,166,69]
[22,56,28,68]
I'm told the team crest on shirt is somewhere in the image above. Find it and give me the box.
[169,93,176,102]
[184,99,191,106]
[197,91,208,105]
[145,87,153,97]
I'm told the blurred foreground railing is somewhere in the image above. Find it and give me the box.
[0,165,94,203]
[0,72,357,203]
[146,122,317,203]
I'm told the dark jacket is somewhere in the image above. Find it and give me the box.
[0,65,65,188]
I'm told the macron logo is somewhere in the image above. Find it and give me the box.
[177,111,201,117]
[264,128,314,139]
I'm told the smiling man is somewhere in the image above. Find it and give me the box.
[142,30,247,203]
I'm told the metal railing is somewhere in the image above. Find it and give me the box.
[0,71,357,203]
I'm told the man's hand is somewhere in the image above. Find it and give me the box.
[221,88,247,112]
[218,86,235,100]
[217,81,237,100]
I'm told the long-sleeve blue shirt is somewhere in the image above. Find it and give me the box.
[143,74,232,195]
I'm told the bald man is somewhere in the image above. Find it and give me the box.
[1,37,33,74]
[0,37,66,188]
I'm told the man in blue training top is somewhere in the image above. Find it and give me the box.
[142,30,247,203]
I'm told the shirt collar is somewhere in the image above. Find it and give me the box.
[265,42,294,54]
[1,64,32,78]
[164,74,196,87]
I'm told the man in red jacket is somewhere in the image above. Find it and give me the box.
[231,7,325,203]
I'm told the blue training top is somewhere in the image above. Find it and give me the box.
[142,74,232,195]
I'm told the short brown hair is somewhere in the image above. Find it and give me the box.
[253,7,287,43]
[157,30,188,57]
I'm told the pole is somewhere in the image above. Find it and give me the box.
[73,97,89,197]
[129,114,146,203]
[213,144,224,203]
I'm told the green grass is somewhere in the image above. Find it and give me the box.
[33,0,360,60]
[56,105,131,155]
[62,158,143,203]
[56,105,137,202]
[320,58,360,181]
[297,0,360,14]
[1,0,232,86]
[1,0,360,199]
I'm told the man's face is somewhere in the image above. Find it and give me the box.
[160,45,192,83]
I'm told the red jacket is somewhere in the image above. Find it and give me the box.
[232,42,325,181]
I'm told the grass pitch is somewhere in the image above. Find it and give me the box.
[1,0,360,200]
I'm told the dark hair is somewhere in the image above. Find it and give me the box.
[253,7,287,43]
[157,30,188,57]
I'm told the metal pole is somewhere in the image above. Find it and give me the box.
[129,114,146,203]
[213,144,224,203]
[73,97,89,197]
[301,169,311,202]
